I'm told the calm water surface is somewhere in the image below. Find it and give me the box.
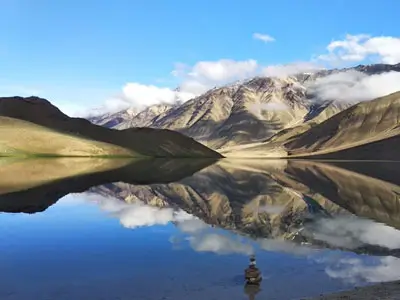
[0,158,399,300]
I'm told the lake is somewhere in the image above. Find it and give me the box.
[1,158,400,300]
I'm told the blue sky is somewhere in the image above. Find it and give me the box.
[1,0,399,115]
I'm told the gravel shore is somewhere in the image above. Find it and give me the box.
[308,281,400,299]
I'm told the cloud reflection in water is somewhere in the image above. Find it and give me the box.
[83,192,400,286]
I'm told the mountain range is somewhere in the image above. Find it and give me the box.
[89,63,400,160]
[86,159,400,257]
[1,157,399,257]
[1,62,399,159]
[88,159,400,236]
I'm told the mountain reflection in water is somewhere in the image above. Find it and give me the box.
[0,158,400,300]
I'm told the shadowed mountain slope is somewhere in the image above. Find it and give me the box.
[0,97,221,157]
[286,91,400,157]
[0,157,216,213]
[222,91,400,159]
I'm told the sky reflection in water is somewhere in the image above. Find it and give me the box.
[1,191,400,300]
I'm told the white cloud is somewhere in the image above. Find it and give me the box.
[85,59,260,115]
[307,70,400,102]
[244,97,293,118]
[190,59,258,82]
[258,238,314,256]
[253,33,275,43]
[258,204,286,214]
[170,62,188,77]
[79,83,196,117]
[88,193,255,255]
[189,233,254,255]
[325,257,400,284]
[118,204,174,228]
[83,33,400,115]
[86,194,196,229]
[318,34,400,65]
[90,97,132,116]
[176,218,209,234]
[304,215,400,250]
[171,213,255,255]
[262,62,323,77]
[179,79,209,95]
[174,210,196,222]
[121,83,195,107]
[258,102,290,112]
[170,59,261,95]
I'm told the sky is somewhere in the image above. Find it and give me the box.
[1,0,400,115]
[6,192,400,297]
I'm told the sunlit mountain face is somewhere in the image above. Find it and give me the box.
[1,158,400,300]
[88,63,400,158]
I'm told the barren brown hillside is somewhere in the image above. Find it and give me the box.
[0,97,221,157]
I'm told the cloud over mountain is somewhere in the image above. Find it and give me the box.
[176,59,260,94]
[262,62,322,77]
[308,70,400,102]
[72,33,400,117]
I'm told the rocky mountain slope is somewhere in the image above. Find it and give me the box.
[149,77,315,149]
[286,92,400,155]
[0,97,221,157]
[91,77,322,149]
[88,107,141,128]
[88,159,400,247]
[89,63,400,153]
[88,104,172,129]
[113,104,172,129]
[225,91,400,159]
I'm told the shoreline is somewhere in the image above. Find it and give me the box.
[308,280,400,299]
